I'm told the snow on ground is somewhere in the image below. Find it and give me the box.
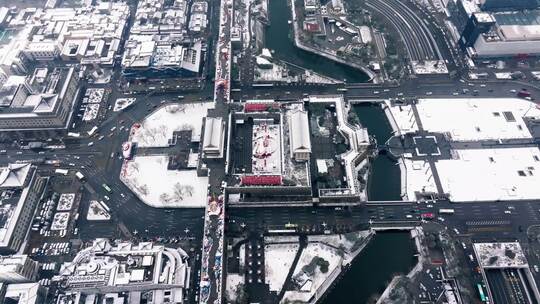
[225,273,245,302]
[130,102,213,147]
[282,242,342,303]
[308,230,371,253]
[120,155,208,208]
[51,212,70,230]
[252,123,282,174]
[399,158,438,201]
[265,243,300,292]
[86,200,111,221]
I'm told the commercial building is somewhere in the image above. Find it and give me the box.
[471,10,540,57]
[480,0,539,11]
[1,282,47,304]
[3,3,130,67]
[0,255,39,283]
[21,42,61,62]
[288,109,312,161]
[0,67,79,138]
[122,36,203,78]
[121,0,206,78]
[385,97,540,202]
[54,239,190,303]
[0,163,47,254]
[304,0,320,15]
[452,0,540,57]
[459,12,496,49]
[130,0,188,35]
[189,1,208,33]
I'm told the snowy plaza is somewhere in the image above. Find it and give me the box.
[120,155,208,208]
[252,123,282,175]
[130,102,214,147]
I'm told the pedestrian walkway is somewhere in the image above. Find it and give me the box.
[465,220,510,226]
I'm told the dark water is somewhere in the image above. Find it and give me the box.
[353,104,401,201]
[322,232,417,304]
[265,0,369,82]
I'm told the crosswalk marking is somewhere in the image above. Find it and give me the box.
[466,220,510,226]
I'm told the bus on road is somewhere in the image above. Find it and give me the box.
[55,169,69,175]
[439,208,455,214]
[102,183,112,193]
[477,283,488,302]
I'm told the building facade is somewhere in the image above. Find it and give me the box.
[0,255,39,283]
[0,164,48,254]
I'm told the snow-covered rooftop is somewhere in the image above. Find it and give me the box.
[252,123,282,175]
[399,158,438,201]
[282,242,342,303]
[288,109,311,155]
[437,147,540,202]
[400,147,540,202]
[130,102,213,147]
[386,98,540,141]
[473,242,528,268]
[120,155,208,208]
[265,243,300,292]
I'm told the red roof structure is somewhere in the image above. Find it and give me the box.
[244,103,269,112]
[241,175,283,186]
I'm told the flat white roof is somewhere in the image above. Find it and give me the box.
[473,242,527,268]
[387,98,540,141]
[437,147,540,202]
[399,158,438,201]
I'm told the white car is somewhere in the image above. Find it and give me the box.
[504,210,511,214]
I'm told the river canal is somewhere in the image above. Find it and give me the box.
[265,0,370,82]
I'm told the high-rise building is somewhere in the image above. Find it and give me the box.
[480,0,539,11]
[0,164,48,254]
[0,255,39,283]
[459,12,496,49]
[2,282,47,304]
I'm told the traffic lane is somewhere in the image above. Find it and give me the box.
[227,206,370,230]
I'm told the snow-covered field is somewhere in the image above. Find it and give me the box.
[225,273,245,302]
[51,212,70,230]
[86,200,111,221]
[282,242,342,303]
[265,243,300,292]
[252,123,281,174]
[120,155,208,208]
[130,103,213,147]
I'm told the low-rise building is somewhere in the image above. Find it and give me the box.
[189,1,208,33]
[0,255,39,283]
[21,41,61,62]
[288,109,312,161]
[304,0,320,15]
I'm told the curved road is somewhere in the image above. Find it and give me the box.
[366,0,441,62]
